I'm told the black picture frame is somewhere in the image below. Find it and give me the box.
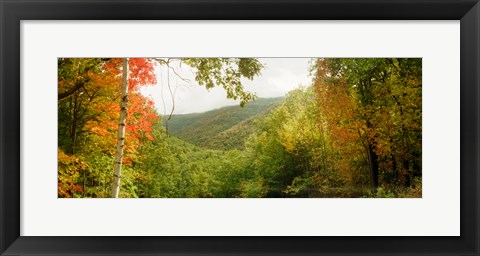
[1,0,479,255]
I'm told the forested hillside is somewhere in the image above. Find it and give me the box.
[165,97,284,150]
[58,58,422,198]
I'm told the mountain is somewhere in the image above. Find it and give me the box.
[164,97,284,150]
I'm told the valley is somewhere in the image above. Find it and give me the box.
[164,97,284,150]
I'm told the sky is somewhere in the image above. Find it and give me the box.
[140,58,313,115]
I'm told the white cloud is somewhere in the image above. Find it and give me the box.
[140,58,312,114]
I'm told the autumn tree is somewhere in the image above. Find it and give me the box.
[313,58,421,191]
[58,58,158,198]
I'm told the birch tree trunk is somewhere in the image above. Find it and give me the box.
[112,58,129,198]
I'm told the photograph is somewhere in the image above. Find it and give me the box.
[58,57,422,198]
[3,0,477,254]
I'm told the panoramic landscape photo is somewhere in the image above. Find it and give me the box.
[58,58,422,198]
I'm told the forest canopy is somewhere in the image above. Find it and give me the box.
[58,58,421,198]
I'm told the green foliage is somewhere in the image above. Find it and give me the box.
[369,187,396,198]
[365,177,421,198]
[239,177,268,198]
[284,176,317,197]
[182,58,264,106]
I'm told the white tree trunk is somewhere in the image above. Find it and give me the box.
[112,58,129,198]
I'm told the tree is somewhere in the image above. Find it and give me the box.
[313,58,421,191]
[58,58,159,198]
[112,58,129,198]
[58,58,104,100]
[110,58,263,197]
[156,58,264,106]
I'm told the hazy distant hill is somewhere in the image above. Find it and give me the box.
[164,97,284,150]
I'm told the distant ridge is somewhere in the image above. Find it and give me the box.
[163,97,284,150]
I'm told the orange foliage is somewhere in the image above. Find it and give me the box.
[58,149,86,198]
[314,60,367,183]
[102,58,157,90]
